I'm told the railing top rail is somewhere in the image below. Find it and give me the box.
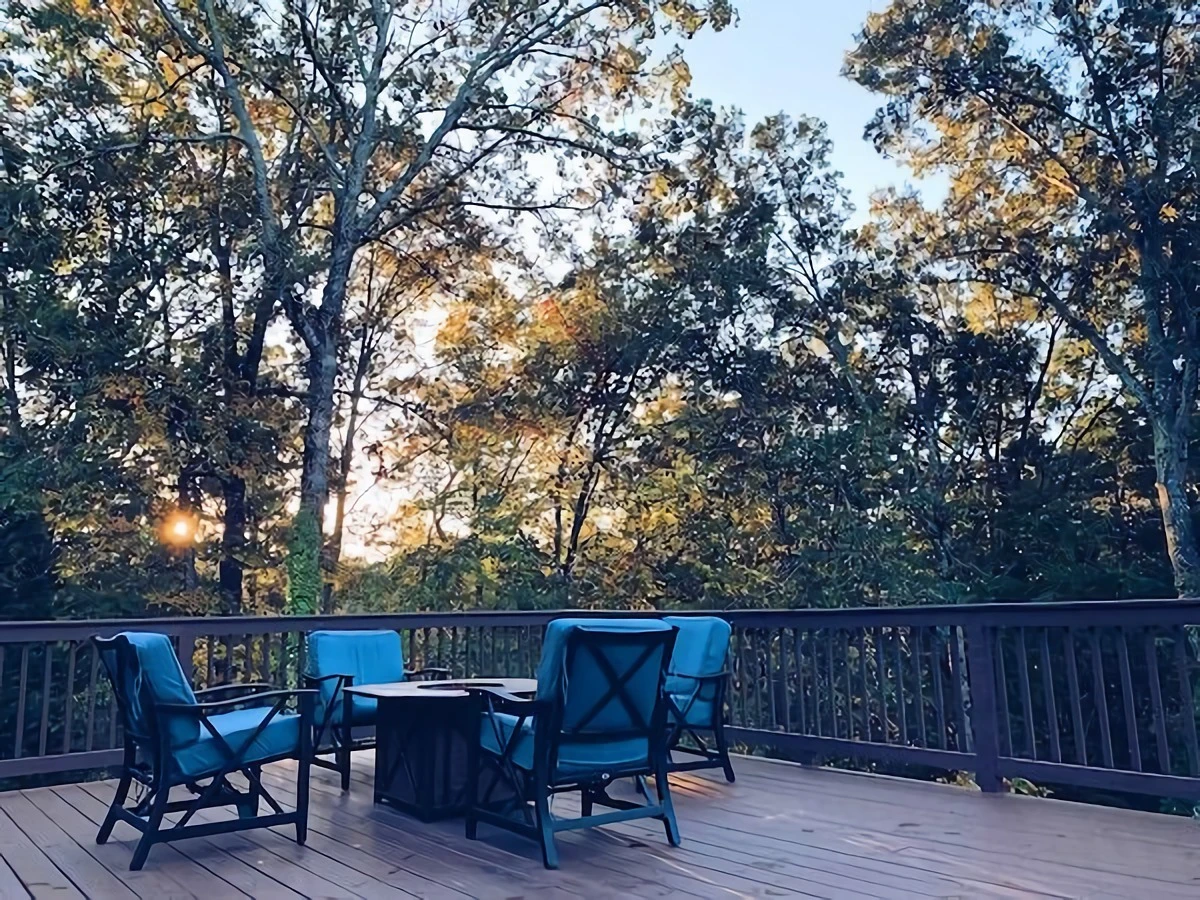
[0,597,1196,642]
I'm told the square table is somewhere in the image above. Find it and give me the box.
[344,677,536,821]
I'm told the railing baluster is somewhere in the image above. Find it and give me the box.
[774,627,788,732]
[949,627,970,753]
[893,627,907,746]
[1039,628,1061,763]
[296,632,307,686]
[1064,629,1086,766]
[1089,629,1115,769]
[63,642,77,755]
[765,629,779,731]
[1173,628,1199,776]
[914,627,927,748]
[85,644,99,752]
[857,630,871,741]
[1144,630,1170,774]
[737,627,750,727]
[874,626,890,743]
[1017,627,1036,758]
[793,628,806,734]
[824,629,836,738]
[275,632,288,688]
[14,645,29,758]
[38,643,53,756]
[931,630,947,750]
[206,634,216,688]
[1116,629,1141,771]
[995,630,1012,756]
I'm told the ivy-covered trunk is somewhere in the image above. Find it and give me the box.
[1152,426,1200,598]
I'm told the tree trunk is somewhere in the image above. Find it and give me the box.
[321,325,371,614]
[291,238,354,613]
[219,475,246,613]
[1152,425,1200,597]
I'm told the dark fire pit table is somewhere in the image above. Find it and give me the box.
[344,677,537,821]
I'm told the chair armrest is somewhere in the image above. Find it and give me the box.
[159,688,319,716]
[667,669,733,682]
[194,682,276,700]
[405,667,451,681]
[304,672,352,685]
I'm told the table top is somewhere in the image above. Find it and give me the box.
[344,676,537,700]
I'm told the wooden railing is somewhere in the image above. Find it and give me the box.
[2,601,1200,805]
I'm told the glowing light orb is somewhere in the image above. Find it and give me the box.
[162,510,198,546]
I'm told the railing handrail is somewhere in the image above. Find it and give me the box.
[4,598,1200,804]
[0,597,1195,642]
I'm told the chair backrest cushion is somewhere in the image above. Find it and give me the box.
[661,616,731,694]
[99,632,200,749]
[536,618,675,775]
[307,630,405,712]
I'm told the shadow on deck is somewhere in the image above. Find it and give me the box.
[1,753,1198,898]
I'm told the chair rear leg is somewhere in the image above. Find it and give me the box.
[465,730,479,841]
[96,769,132,845]
[715,718,735,783]
[654,756,682,848]
[238,768,261,819]
[534,786,558,869]
[338,721,352,791]
[295,741,311,845]
[129,784,169,871]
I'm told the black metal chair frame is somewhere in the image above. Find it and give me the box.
[305,663,448,790]
[94,635,315,871]
[465,628,681,869]
[665,666,736,782]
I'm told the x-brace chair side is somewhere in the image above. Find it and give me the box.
[664,667,736,782]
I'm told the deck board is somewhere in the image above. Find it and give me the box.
[1,753,1198,898]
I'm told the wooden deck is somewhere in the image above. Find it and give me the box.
[1,754,1198,899]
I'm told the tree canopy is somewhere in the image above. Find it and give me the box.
[1,0,1196,619]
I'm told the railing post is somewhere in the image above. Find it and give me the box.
[176,629,196,688]
[965,623,1003,793]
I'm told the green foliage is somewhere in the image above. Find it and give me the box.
[286,508,321,615]
[0,0,1193,620]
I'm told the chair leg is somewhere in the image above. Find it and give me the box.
[292,744,310,847]
[238,768,261,819]
[534,786,558,870]
[715,718,735,783]
[96,769,132,845]
[654,765,682,848]
[580,788,593,818]
[338,721,352,791]
[129,784,169,871]
[465,728,479,841]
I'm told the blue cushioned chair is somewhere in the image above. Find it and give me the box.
[465,618,680,869]
[94,632,314,871]
[662,616,735,782]
[304,630,447,789]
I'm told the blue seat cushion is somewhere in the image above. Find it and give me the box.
[479,712,651,780]
[662,617,730,727]
[307,630,406,723]
[175,707,302,779]
[120,632,200,749]
[669,693,716,728]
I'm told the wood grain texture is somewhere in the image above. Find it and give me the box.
[2,753,1200,898]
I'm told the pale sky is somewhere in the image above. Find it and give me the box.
[340,1,922,557]
[678,0,913,219]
